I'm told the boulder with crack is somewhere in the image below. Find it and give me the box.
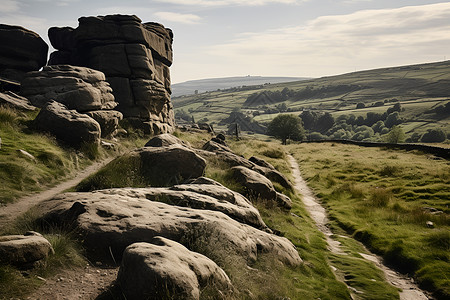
[118,237,233,300]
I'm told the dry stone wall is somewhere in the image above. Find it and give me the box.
[48,14,174,134]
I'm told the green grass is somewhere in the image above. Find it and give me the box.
[288,142,450,299]
[0,106,85,204]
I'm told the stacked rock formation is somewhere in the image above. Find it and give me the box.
[0,24,48,82]
[47,14,174,134]
[21,65,122,139]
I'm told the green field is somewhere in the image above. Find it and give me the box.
[173,61,450,139]
[287,142,449,299]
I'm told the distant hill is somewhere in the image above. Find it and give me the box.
[171,76,308,97]
[172,60,450,142]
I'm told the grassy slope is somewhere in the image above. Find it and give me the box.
[0,106,85,204]
[288,142,449,299]
[173,61,450,135]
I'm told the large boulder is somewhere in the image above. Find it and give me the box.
[37,191,301,266]
[118,238,232,300]
[0,91,36,111]
[0,24,48,81]
[231,166,277,202]
[144,133,190,148]
[21,65,116,112]
[76,144,206,190]
[47,15,174,133]
[32,101,101,148]
[0,231,54,268]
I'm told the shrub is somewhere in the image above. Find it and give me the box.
[367,187,392,207]
[420,129,446,143]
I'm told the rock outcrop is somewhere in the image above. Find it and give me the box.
[118,238,232,300]
[47,15,174,134]
[38,191,301,266]
[32,101,101,148]
[76,144,206,190]
[21,65,122,137]
[0,231,54,269]
[0,91,36,111]
[0,24,48,81]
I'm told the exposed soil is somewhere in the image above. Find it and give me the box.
[28,265,118,300]
[287,154,430,300]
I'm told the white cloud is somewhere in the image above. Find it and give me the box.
[155,0,301,7]
[0,0,21,13]
[206,2,450,77]
[154,11,202,24]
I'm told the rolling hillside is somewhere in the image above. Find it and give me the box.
[172,61,450,141]
[171,76,308,97]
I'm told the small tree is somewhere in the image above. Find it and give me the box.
[267,114,305,145]
[385,126,405,143]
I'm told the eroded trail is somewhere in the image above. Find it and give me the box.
[0,157,115,230]
[287,155,429,300]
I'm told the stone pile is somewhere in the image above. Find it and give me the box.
[47,14,174,134]
[0,25,48,82]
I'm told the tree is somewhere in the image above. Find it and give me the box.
[385,126,405,143]
[420,129,447,143]
[316,112,335,133]
[267,114,305,145]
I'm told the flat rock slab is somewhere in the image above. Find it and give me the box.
[0,231,54,268]
[37,190,301,266]
[118,238,232,300]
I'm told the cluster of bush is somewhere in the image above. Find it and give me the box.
[299,103,447,143]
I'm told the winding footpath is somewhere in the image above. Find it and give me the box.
[287,155,430,300]
[0,157,115,230]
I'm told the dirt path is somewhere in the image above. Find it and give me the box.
[0,157,115,230]
[287,155,430,300]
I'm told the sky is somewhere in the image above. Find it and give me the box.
[1,0,449,83]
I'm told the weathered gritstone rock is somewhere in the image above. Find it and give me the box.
[47,15,174,134]
[21,65,116,112]
[0,91,36,111]
[118,238,232,300]
[32,100,101,148]
[231,166,277,201]
[97,179,267,229]
[38,191,301,266]
[144,133,191,148]
[0,231,54,269]
[85,110,123,138]
[76,144,206,190]
[0,24,48,81]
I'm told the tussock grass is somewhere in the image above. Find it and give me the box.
[289,142,450,299]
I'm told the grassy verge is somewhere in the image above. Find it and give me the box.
[0,106,147,205]
[288,142,449,299]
